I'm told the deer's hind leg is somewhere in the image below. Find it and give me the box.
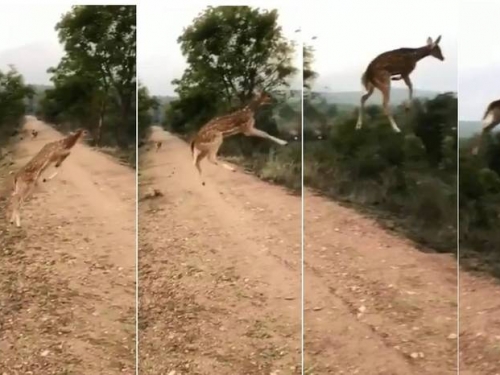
[192,145,209,185]
[374,74,401,133]
[207,134,235,172]
[9,180,34,227]
[402,75,413,111]
[356,82,375,130]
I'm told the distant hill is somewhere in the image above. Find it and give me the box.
[459,121,481,139]
[152,89,301,107]
[315,88,444,106]
[32,84,52,92]
[150,95,176,124]
[154,95,177,107]
[458,120,500,140]
[151,89,301,125]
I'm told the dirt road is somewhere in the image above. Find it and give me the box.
[139,127,499,375]
[304,196,457,374]
[139,127,301,374]
[460,272,500,375]
[0,117,135,374]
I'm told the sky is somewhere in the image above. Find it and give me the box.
[459,0,500,121]
[138,2,302,96]
[0,4,72,85]
[302,0,457,94]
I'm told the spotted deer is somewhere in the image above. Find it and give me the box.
[190,91,287,185]
[8,128,88,227]
[356,36,445,132]
[472,100,500,155]
[156,141,162,152]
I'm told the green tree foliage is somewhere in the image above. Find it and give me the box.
[305,93,458,251]
[0,66,33,139]
[39,5,136,148]
[166,6,297,134]
[460,132,500,277]
[138,83,159,140]
[303,44,317,90]
[163,6,300,191]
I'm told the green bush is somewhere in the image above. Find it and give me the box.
[0,67,33,142]
[460,133,500,277]
[304,93,457,252]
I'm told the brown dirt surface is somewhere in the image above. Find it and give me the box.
[139,127,301,375]
[0,117,136,375]
[304,193,458,374]
[138,127,499,375]
[459,271,500,375]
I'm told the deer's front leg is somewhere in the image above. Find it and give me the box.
[402,76,413,111]
[43,150,71,182]
[244,127,288,146]
[54,150,71,168]
[193,147,208,185]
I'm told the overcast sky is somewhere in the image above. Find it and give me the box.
[138,1,302,96]
[0,4,71,85]
[459,0,500,121]
[303,0,457,94]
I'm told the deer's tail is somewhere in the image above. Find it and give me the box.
[361,71,369,91]
[361,69,374,91]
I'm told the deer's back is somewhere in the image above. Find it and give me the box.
[196,109,253,140]
[486,99,500,113]
[367,48,418,76]
[17,142,58,179]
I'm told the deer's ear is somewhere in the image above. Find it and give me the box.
[435,35,442,45]
[426,37,433,46]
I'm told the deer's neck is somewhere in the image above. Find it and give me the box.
[63,131,82,149]
[412,46,431,62]
[245,100,262,112]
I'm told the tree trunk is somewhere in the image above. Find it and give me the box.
[117,97,131,148]
[96,99,106,146]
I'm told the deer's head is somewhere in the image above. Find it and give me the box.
[253,91,273,106]
[426,36,444,61]
[75,128,90,140]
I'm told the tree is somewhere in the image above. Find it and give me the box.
[303,44,318,90]
[413,92,457,166]
[42,5,136,147]
[138,83,159,140]
[168,6,297,133]
[0,66,33,136]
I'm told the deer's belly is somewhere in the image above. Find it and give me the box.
[387,63,415,76]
